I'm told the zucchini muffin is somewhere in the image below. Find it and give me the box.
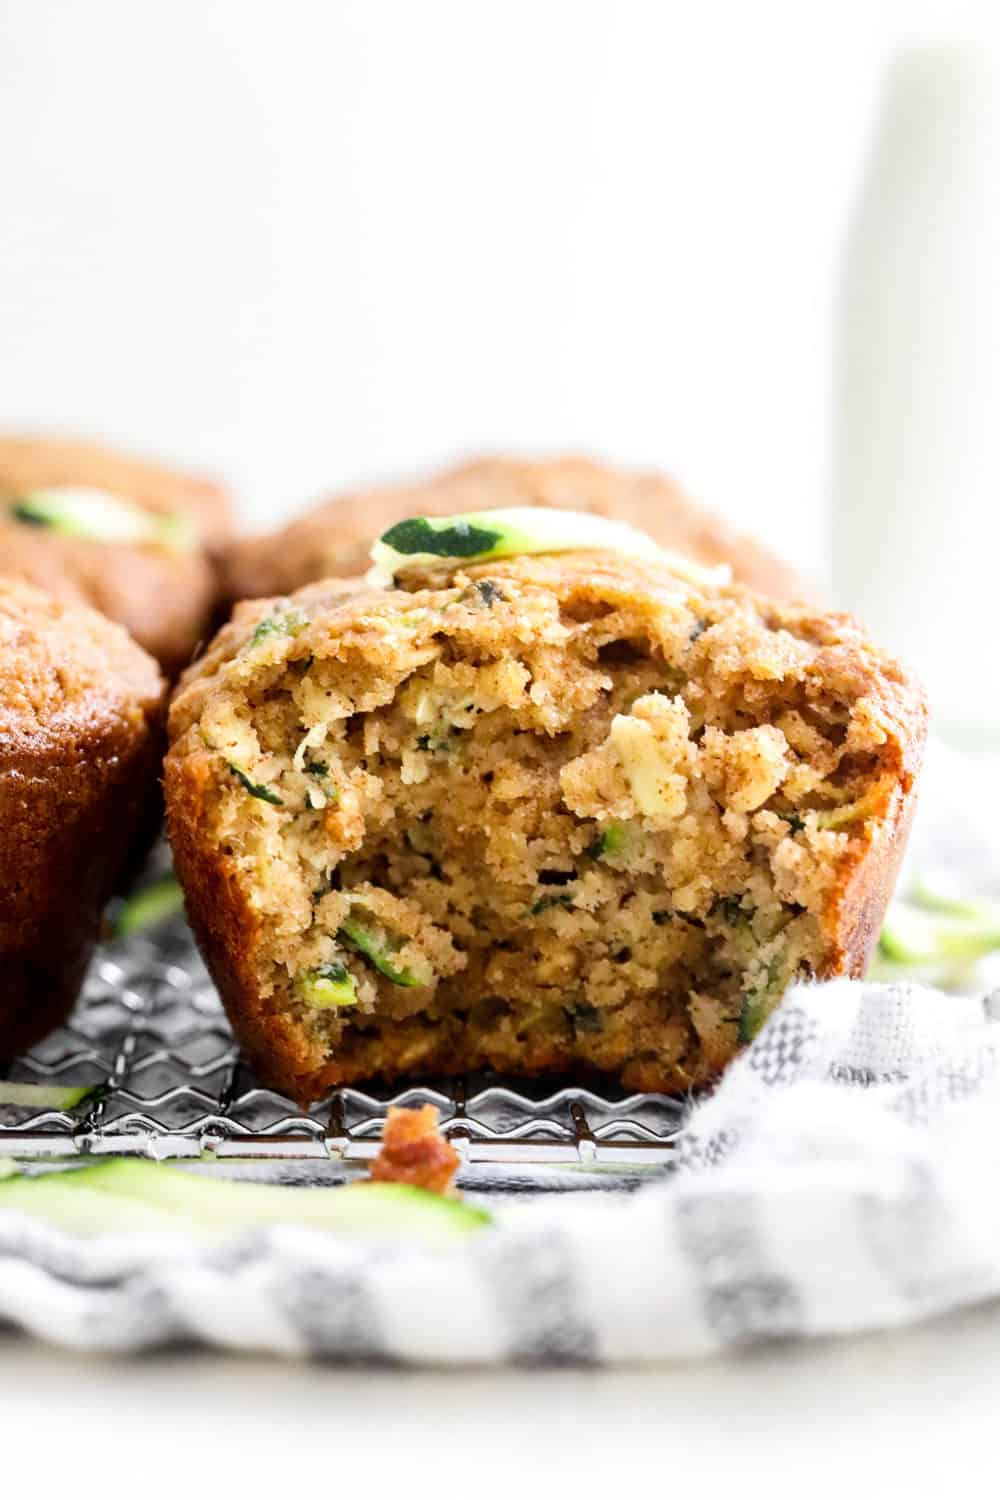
[222,455,809,606]
[166,540,924,1103]
[0,580,166,1054]
[0,434,232,677]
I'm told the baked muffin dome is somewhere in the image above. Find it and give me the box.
[0,580,166,1054]
[0,434,232,676]
[222,456,809,606]
[166,544,924,1104]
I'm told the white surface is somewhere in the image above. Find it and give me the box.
[2,1307,1000,1494]
[1,0,994,573]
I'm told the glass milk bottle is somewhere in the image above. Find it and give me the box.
[833,44,1000,744]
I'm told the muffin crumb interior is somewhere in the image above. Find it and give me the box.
[168,553,919,1096]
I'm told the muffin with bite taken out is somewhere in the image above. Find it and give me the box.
[167,509,924,1103]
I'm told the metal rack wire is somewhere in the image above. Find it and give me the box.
[0,917,684,1181]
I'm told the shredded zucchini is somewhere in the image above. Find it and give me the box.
[297,963,358,1009]
[229,764,283,805]
[338,915,432,988]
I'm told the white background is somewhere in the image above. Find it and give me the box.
[1,0,994,578]
[4,1,1000,1482]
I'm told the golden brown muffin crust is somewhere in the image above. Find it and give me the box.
[221,455,811,606]
[0,434,233,676]
[0,580,167,1053]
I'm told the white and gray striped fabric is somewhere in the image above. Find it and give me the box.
[2,976,1000,1363]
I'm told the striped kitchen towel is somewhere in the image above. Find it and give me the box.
[0,975,998,1363]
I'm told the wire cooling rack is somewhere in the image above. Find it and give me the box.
[0,912,684,1183]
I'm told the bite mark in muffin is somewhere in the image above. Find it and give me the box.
[166,552,925,1103]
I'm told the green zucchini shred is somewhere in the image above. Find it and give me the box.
[877,900,1000,966]
[338,915,431,987]
[587,821,629,860]
[0,1160,492,1242]
[229,764,283,805]
[0,1082,96,1110]
[249,607,308,648]
[909,875,988,920]
[529,892,574,916]
[113,874,185,938]
[415,731,455,752]
[738,956,786,1043]
[569,1002,604,1034]
[738,994,769,1044]
[713,896,752,928]
[381,516,503,559]
[10,489,195,553]
[297,963,358,1009]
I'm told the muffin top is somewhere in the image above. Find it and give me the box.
[0,434,232,675]
[221,455,810,605]
[0,433,231,549]
[0,577,165,752]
